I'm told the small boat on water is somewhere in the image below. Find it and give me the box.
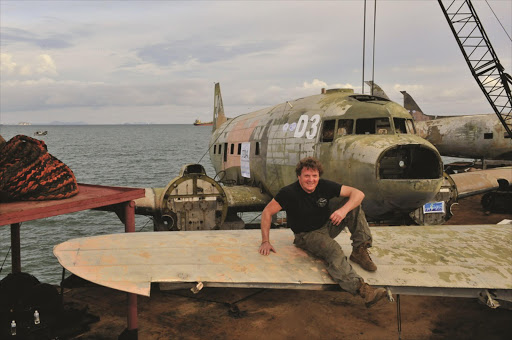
[193,119,213,126]
[34,130,48,136]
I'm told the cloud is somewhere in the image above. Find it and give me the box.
[302,79,354,90]
[36,54,57,75]
[1,27,72,49]
[1,0,509,124]
[391,65,451,75]
[0,53,17,73]
[0,78,212,112]
[0,53,57,76]
[135,39,284,66]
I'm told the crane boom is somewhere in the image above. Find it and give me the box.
[438,0,512,138]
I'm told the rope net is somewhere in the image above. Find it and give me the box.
[0,135,79,202]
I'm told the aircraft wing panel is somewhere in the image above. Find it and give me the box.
[54,225,511,298]
[450,166,512,198]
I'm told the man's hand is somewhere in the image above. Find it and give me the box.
[259,241,276,256]
[330,209,348,226]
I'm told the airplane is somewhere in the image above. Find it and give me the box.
[401,90,512,163]
[206,83,445,224]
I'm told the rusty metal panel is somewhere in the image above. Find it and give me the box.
[54,225,511,298]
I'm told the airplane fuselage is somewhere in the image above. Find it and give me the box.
[415,114,512,160]
[209,88,444,220]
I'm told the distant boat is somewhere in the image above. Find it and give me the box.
[34,130,48,136]
[193,119,213,126]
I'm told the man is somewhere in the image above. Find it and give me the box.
[259,157,387,308]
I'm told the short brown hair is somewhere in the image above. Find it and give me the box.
[295,157,323,176]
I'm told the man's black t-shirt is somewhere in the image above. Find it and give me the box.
[274,179,342,233]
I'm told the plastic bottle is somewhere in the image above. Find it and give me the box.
[34,310,40,325]
[10,320,16,336]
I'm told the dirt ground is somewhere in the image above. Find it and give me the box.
[65,194,511,340]
[66,285,512,340]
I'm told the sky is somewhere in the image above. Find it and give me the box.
[0,0,511,125]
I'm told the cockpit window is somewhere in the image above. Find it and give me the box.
[321,120,336,142]
[394,118,416,134]
[337,119,353,136]
[355,118,391,135]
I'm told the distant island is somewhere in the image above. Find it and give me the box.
[48,121,89,125]
[12,121,88,125]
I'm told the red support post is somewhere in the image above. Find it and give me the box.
[125,201,136,233]
[124,201,138,334]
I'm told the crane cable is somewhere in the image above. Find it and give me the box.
[485,0,512,42]
[361,0,378,95]
[362,0,367,94]
[372,0,377,96]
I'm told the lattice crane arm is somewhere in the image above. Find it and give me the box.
[438,0,512,138]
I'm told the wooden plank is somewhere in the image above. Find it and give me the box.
[53,225,512,297]
[0,184,145,226]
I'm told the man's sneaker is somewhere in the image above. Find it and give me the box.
[358,281,387,308]
[350,243,377,272]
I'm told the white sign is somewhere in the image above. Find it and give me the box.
[423,202,445,214]
[241,142,251,178]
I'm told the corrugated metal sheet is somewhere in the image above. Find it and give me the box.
[54,225,512,297]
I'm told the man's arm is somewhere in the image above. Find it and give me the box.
[329,185,365,226]
[259,198,282,255]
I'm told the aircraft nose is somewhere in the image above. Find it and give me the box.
[378,144,442,180]
[368,144,443,217]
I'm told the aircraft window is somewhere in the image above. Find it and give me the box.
[393,118,409,134]
[321,120,336,142]
[356,118,390,135]
[484,133,493,139]
[230,144,235,154]
[337,119,353,136]
[237,143,242,155]
[255,142,260,155]
[223,143,228,162]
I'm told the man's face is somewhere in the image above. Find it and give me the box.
[298,167,320,194]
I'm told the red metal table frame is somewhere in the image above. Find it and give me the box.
[0,183,146,338]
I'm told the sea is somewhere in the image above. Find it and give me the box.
[0,124,217,284]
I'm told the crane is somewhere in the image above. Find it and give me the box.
[438,0,512,138]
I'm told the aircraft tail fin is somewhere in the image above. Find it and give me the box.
[213,83,228,132]
[364,81,390,100]
[400,91,432,121]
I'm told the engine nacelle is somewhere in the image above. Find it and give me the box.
[154,164,228,231]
